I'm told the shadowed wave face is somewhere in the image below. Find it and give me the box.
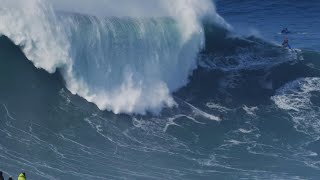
[1,0,320,179]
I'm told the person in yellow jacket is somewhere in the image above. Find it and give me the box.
[17,173,26,180]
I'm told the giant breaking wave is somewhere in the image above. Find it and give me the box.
[0,0,228,114]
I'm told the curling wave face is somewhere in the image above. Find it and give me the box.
[0,0,226,114]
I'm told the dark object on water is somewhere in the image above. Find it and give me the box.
[219,114,224,120]
[281,28,290,34]
[0,171,4,180]
[282,37,291,49]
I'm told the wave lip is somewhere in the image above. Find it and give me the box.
[0,0,70,73]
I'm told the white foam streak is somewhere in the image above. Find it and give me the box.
[185,101,221,121]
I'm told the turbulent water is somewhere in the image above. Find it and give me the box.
[0,0,320,179]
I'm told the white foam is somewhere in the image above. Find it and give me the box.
[185,101,221,121]
[227,139,243,145]
[0,0,70,73]
[206,102,231,112]
[272,78,320,138]
[242,105,258,116]
[239,128,253,134]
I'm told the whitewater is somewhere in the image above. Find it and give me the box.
[0,0,227,114]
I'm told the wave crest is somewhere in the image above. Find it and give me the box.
[0,0,224,114]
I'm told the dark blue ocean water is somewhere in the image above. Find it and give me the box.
[216,0,320,51]
[0,1,320,180]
